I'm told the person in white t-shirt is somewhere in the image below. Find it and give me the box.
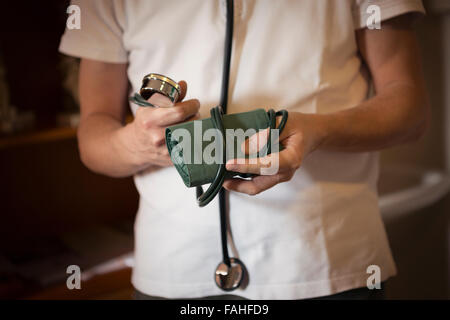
[59,0,428,299]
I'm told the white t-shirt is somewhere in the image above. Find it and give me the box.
[60,0,425,299]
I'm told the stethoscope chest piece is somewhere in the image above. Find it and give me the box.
[139,73,181,104]
[214,258,245,291]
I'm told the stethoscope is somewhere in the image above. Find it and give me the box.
[208,0,247,292]
[132,0,247,291]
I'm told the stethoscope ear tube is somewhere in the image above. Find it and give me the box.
[211,0,247,292]
[129,0,259,292]
[196,106,227,207]
[205,0,287,291]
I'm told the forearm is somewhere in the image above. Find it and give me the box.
[223,14,430,196]
[77,113,150,178]
[311,82,429,153]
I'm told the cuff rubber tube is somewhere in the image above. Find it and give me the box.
[165,108,288,205]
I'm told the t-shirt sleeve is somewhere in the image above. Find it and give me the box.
[59,0,128,63]
[352,0,426,30]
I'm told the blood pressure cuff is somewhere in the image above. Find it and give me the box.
[165,108,284,188]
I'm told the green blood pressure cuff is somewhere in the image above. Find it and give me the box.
[165,108,285,188]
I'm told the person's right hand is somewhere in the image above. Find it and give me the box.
[123,81,200,168]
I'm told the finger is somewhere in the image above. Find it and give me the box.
[242,128,269,155]
[138,99,200,127]
[226,148,296,175]
[147,151,172,166]
[158,99,201,125]
[143,127,166,146]
[185,112,201,122]
[148,92,173,107]
[178,80,187,101]
[242,113,290,155]
[223,174,281,196]
[151,157,173,167]
[156,144,170,156]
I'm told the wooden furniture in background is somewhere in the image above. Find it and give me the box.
[27,267,134,300]
[0,128,139,299]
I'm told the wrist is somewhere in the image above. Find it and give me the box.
[284,112,329,155]
[307,113,330,153]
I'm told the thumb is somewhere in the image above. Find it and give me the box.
[147,92,173,107]
[242,128,270,155]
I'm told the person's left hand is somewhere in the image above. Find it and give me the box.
[223,111,325,195]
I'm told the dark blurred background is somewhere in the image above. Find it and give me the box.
[0,1,138,299]
[0,1,449,299]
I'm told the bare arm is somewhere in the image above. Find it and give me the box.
[224,14,430,195]
[78,58,199,178]
[318,13,430,151]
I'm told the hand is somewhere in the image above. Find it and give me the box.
[121,81,201,168]
[223,112,326,195]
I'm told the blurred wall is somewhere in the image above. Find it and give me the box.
[380,2,450,299]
